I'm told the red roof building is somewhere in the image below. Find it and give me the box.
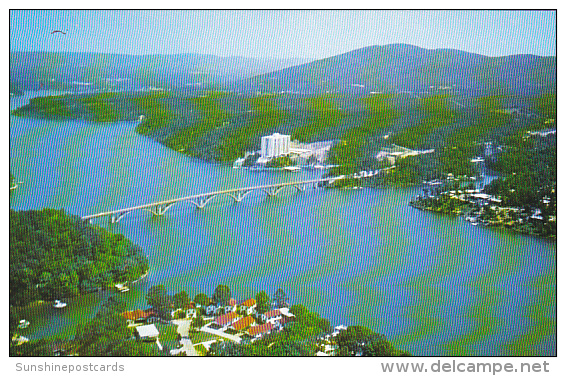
[280,315,296,326]
[122,309,148,321]
[214,312,239,326]
[240,298,256,307]
[248,322,275,337]
[264,309,281,319]
[122,311,137,321]
[232,316,254,331]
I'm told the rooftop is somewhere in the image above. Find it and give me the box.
[264,309,281,319]
[136,324,159,338]
[122,309,155,321]
[232,316,255,331]
[214,312,239,326]
[240,298,256,307]
[263,133,290,140]
[248,322,275,337]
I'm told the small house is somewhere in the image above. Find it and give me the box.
[263,309,282,323]
[186,303,198,318]
[205,305,224,316]
[239,298,256,315]
[231,316,255,332]
[248,322,275,339]
[135,324,159,342]
[224,298,238,313]
[213,312,240,331]
[122,309,157,326]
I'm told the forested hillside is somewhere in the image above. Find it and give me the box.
[9,209,148,306]
[244,44,556,96]
[11,91,554,190]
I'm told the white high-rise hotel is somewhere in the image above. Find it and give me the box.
[261,133,291,158]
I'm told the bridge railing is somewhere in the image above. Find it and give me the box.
[81,175,351,221]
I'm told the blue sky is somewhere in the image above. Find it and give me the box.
[10,10,556,59]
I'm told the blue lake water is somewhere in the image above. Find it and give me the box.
[10,91,556,356]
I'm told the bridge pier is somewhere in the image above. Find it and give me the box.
[292,183,305,192]
[189,194,218,209]
[227,189,253,203]
[155,204,168,215]
[110,211,130,224]
[109,213,119,224]
[81,175,366,223]
[263,186,284,197]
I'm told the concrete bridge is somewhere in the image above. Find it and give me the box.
[81,175,354,224]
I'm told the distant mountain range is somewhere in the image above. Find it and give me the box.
[238,44,556,96]
[9,51,311,92]
[10,44,556,96]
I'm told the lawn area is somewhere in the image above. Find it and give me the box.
[189,331,218,344]
[193,344,208,356]
[155,323,180,351]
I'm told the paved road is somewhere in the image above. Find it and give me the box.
[172,319,192,337]
[81,175,350,220]
[171,319,199,356]
[179,338,198,356]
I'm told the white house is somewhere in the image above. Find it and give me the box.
[248,322,275,340]
[263,309,283,324]
[205,305,225,316]
[212,312,240,331]
[135,324,159,341]
[331,325,348,337]
[239,298,257,315]
[279,307,295,318]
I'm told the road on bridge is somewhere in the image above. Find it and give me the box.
[81,172,379,224]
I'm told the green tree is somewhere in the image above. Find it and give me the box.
[335,326,407,356]
[207,341,250,356]
[255,291,271,314]
[74,295,159,356]
[269,340,315,356]
[146,285,172,318]
[9,306,19,340]
[10,338,57,356]
[318,318,333,334]
[335,326,373,355]
[364,334,404,356]
[286,304,330,340]
[193,293,209,306]
[273,288,288,308]
[212,284,231,306]
[9,209,148,306]
[173,290,190,309]
[265,155,295,168]
[191,316,205,329]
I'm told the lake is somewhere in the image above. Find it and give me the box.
[9,91,556,356]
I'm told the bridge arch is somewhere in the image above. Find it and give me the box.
[189,194,219,209]
[80,174,365,224]
[110,211,133,223]
[226,189,254,203]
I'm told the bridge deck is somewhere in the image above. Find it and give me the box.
[81,175,348,221]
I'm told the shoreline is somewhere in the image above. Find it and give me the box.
[131,271,149,285]
[12,269,149,310]
[410,198,556,240]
